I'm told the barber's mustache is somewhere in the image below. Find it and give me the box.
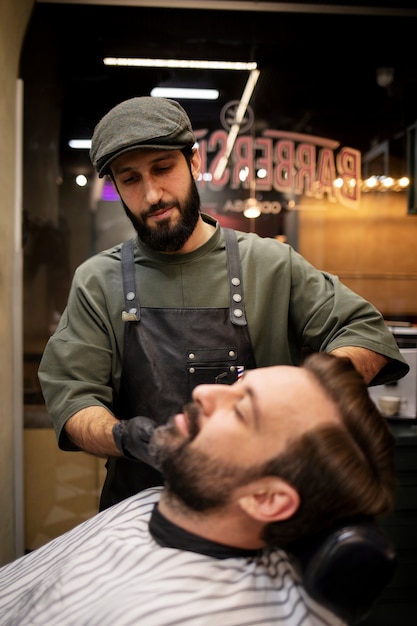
[146,200,179,216]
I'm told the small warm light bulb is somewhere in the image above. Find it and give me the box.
[244,206,261,218]
[76,174,88,187]
[365,176,378,188]
[239,167,249,182]
[243,197,261,219]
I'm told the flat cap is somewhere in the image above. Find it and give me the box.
[90,96,196,177]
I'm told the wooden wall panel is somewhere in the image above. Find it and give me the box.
[298,191,417,317]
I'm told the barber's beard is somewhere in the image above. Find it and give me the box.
[150,403,265,513]
[121,176,201,253]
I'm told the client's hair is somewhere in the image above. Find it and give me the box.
[261,352,396,548]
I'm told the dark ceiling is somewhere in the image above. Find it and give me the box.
[21,1,417,179]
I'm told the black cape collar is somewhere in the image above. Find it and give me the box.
[149,504,260,560]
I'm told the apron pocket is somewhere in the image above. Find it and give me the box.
[187,365,240,391]
[186,346,241,393]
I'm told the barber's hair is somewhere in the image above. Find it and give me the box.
[181,145,194,160]
[181,145,195,172]
[261,352,397,548]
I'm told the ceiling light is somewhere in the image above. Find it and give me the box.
[104,57,257,71]
[151,87,219,100]
[69,139,91,149]
[213,68,260,180]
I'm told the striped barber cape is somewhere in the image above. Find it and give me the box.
[0,487,344,626]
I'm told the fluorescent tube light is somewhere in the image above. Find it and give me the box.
[151,87,219,100]
[103,57,257,71]
[213,68,260,180]
[69,139,92,149]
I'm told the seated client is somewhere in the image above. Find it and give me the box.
[0,353,396,626]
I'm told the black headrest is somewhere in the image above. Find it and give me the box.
[288,519,397,624]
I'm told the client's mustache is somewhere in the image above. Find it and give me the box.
[183,402,201,439]
[149,401,201,468]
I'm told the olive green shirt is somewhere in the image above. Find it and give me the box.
[38,215,408,448]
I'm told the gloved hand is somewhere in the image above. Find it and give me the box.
[112,416,158,468]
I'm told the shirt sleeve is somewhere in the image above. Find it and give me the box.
[240,235,408,386]
[38,253,125,450]
[287,247,409,385]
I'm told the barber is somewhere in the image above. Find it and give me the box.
[38,97,409,510]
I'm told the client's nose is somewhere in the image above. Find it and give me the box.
[192,383,235,416]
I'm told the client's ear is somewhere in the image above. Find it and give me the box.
[238,477,300,523]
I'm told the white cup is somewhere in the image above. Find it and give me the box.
[378,395,401,417]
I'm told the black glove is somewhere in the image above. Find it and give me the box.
[112,416,158,468]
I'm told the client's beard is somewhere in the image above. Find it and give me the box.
[122,175,201,252]
[150,403,266,513]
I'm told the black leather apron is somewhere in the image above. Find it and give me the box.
[100,228,256,510]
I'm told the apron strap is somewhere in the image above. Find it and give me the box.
[121,238,140,322]
[121,230,247,326]
[222,227,248,327]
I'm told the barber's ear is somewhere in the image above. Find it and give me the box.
[191,148,201,180]
[238,477,300,523]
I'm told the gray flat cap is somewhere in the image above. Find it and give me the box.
[90,96,196,177]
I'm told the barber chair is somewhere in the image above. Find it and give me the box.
[288,517,397,624]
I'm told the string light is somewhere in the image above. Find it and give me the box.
[360,176,410,192]
[332,176,410,192]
